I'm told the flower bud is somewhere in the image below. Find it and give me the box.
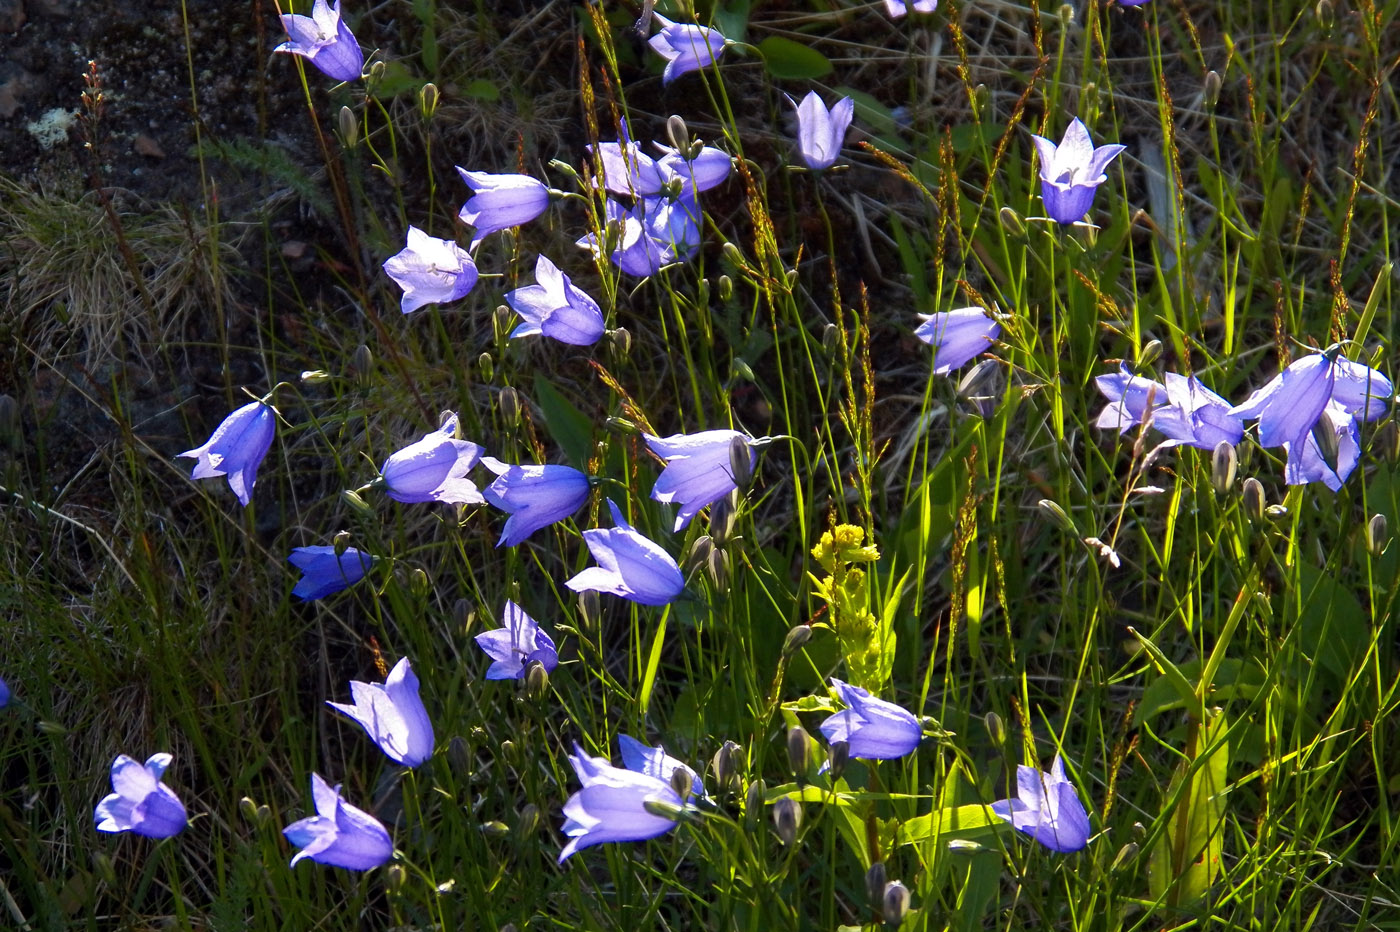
[478,352,494,382]
[686,535,715,576]
[1367,513,1388,556]
[709,493,737,545]
[882,880,911,928]
[300,369,332,384]
[605,416,640,436]
[785,268,800,290]
[384,863,407,892]
[827,740,849,781]
[1202,70,1221,111]
[515,803,541,839]
[333,529,352,557]
[731,357,757,382]
[781,624,813,657]
[823,323,841,355]
[481,820,510,838]
[865,861,888,909]
[1058,3,1074,25]
[712,740,742,794]
[493,304,513,339]
[578,589,600,631]
[350,343,373,389]
[983,710,1005,745]
[1315,0,1334,34]
[342,488,375,518]
[773,796,802,846]
[37,720,67,735]
[0,393,18,450]
[1136,339,1163,370]
[1265,503,1290,520]
[524,659,550,699]
[447,735,471,775]
[998,205,1026,239]
[608,327,632,360]
[1036,499,1076,534]
[337,106,358,148]
[695,279,710,309]
[1241,477,1266,522]
[721,241,745,267]
[499,386,520,425]
[1310,411,1341,473]
[1373,420,1400,462]
[745,777,765,823]
[368,60,386,83]
[718,274,733,302]
[669,766,695,801]
[1111,841,1139,872]
[93,851,117,887]
[408,567,430,600]
[238,796,260,824]
[1211,441,1237,495]
[787,725,811,783]
[454,598,476,635]
[420,82,440,119]
[729,435,754,489]
[643,796,688,821]
[973,83,991,120]
[707,546,730,591]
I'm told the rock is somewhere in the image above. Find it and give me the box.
[133,132,164,158]
[0,63,34,118]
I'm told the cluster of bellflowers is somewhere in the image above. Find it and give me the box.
[96,0,1364,885]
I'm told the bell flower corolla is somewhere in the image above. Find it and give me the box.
[646,429,757,531]
[474,600,560,681]
[1229,349,1392,449]
[619,734,704,799]
[288,545,375,601]
[559,742,687,862]
[504,255,606,346]
[991,754,1093,853]
[0,675,9,709]
[884,0,938,15]
[1031,118,1126,224]
[1283,400,1360,491]
[382,226,478,314]
[914,307,1001,375]
[284,773,393,870]
[274,0,363,83]
[94,753,187,839]
[649,14,727,85]
[179,400,277,507]
[789,91,854,171]
[577,197,699,277]
[380,413,484,505]
[565,500,685,606]
[481,457,591,547]
[819,679,922,761]
[1093,365,1167,434]
[327,657,434,767]
[456,169,551,249]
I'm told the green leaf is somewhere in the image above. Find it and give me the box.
[758,36,833,79]
[531,376,594,469]
[1135,658,1264,727]
[895,805,1002,845]
[1148,710,1229,907]
[1292,563,1367,682]
[463,79,500,102]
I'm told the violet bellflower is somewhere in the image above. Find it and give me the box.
[179,399,276,507]
[565,500,685,606]
[456,169,551,249]
[504,255,606,346]
[590,123,731,201]
[1093,366,1243,450]
[819,679,923,761]
[379,412,484,505]
[991,754,1093,853]
[618,734,704,799]
[382,226,478,314]
[558,742,688,862]
[646,429,758,532]
[474,600,560,681]
[274,0,363,83]
[1228,349,1392,450]
[481,457,591,547]
[288,545,375,601]
[1093,364,1168,434]
[284,773,393,870]
[1030,118,1126,224]
[327,657,434,767]
[884,0,938,16]
[789,91,855,171]
[914,307,1001,375]
[649,14,728,85]
[577,197,700,277]
[0,675,9,709]
[1283,400,1360,491]
[94,753,187,839]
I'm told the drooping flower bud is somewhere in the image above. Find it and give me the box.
[1211,441,1237,495]
[773,796,802,846]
